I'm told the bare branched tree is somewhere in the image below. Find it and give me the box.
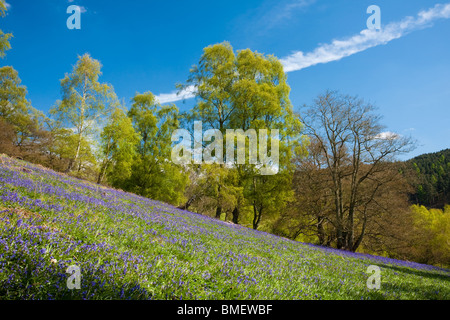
[297,90,416,252]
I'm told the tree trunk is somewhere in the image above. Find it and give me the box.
[352,210,368,252]
[346,207,355,251]
[215,182,222,219]
[252,202,262,230]
[66,132,82,173]
[97,160,109,184]
[215,206,222,219]
[232,206,239,224]
[335,187,344,249]
[317,217,325,246]
[178,195,196,210]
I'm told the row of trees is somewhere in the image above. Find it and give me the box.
[1,1,447,266]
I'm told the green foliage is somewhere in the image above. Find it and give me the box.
[191,164,243,218]
[0,66,53,163]
[0,66,30,128]
[98,106,140,185]
[0,0,12,59]
[408,149,450,207]
[121,92,188,205]
[181,42,236,132]
[180,42,306,228]
[410,205,450,267]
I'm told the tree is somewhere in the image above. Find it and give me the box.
[0,117,17,155]
[298,90,415,251]
[179,42,305,227]
[0,0,12,59]
[0,3,54,165]
[0,66,53,162]
[188,164,242,220]
[97,105,140,185]
[178,42,237,218]
[42,120,73,171]
[179,42,236,134]
[0,66,30,129]
[50,53,117,173]
[409,205,450,267]
[231,47,304,229]
[124,92,188,205]
[272,138,335,244]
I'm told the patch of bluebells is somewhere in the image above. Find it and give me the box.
[0,155,449,300]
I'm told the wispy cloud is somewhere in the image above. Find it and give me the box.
[155,3,450,103]
[4,1,11,9]
[154,85,196,104]
[280,3,450,72]
[238,0,316,35]
[260,0,316,30]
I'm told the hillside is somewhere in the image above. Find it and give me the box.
[0,154,449,300]
[408,148,450,208]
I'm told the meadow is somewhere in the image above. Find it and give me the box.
[0,154,449,300]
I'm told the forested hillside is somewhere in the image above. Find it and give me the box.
[408,149,450,208]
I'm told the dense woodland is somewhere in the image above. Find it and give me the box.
[0,2,448,267]
[408,148,450,208]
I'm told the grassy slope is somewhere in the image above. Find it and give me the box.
[0,154,449,300]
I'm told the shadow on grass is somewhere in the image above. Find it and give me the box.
[380,264,450,282]
[373,264,450,300]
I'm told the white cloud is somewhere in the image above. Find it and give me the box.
[4,1,11,9]
[154,85,197,104]
[280,3,450,72]
[374,131,400,140]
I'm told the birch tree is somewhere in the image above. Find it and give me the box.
[50,54,117,173]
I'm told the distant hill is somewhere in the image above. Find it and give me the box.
[407,149,450,208]
[0,154,449,300]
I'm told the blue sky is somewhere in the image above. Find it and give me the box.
[1,0,450,159]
